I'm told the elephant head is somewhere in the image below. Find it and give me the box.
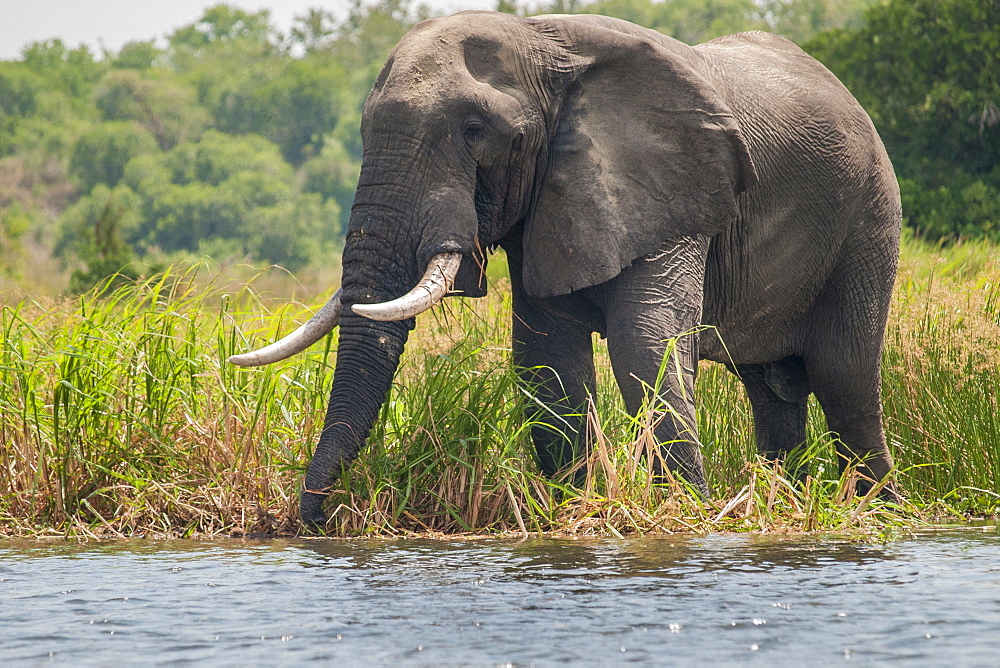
[230,12,755,527]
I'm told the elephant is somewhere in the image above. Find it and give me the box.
[230,11,902,527]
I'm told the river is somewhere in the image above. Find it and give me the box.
[2,526,998,664]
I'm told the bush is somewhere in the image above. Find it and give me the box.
[56,183,143,293]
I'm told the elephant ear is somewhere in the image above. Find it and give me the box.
[521,17,757,298]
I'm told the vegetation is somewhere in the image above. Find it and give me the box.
[0,239,996,538]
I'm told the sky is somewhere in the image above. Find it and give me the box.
[0,0,495,60]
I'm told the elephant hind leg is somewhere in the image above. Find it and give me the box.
[807,355,895,493]
[804,332,894,497]
[733,359,810,475]
[806,237,898,500]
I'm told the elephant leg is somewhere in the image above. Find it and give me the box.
[806,248,897,499]
[732,359,810,478]
[807,355,895,496]
[511,293,598,482]
[587,236,710,495]
[610,326,705,492]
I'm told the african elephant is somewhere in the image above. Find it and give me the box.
[231,12,901,526]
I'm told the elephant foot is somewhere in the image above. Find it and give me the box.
[300,491,329,531]
[875,482,903,506]
[852,473,903,508]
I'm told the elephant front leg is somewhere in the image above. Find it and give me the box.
[607,324,706,494]
[511,296,598,483]
[587,236,711,496]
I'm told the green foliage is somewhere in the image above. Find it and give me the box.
[0,51,99,159]
[19,39,106,104]
[0,63,40,119]
[111,40,164,71]
[56,183,142,293]
[0,0,995,288]
[533,0,765,44]
[69,121,158,192]
[289,8,339,53]
[0,63,45,158]
[94,69,209,150]
[329,0,423,92]
[0,266,338,534]
[513,0,876,43]
[806,0,1000,241]
[168,4,277,50]
[5,246,994,536]
[119,130,340,269]
[55,130,340,284]
[898,173,1000,240]
[301,136,362,232]
[756,0,876,43]
[0,201,30,243]
[203,53,350,164]
[0,201,32,277]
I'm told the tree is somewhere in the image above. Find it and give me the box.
[0,41,105,158]
[301,135,362,232]
[168,4,276,51]
[56,184,142,293]
[94,69,209,150]
[757,0,876,43]
[19,39,105,104]
[326,0,425,109]
[207,54,350,164]
[0,63,39,119]
[508,0,877,43]
[0,201,31,277]
[120,130,341,269]
[520,0,767,44]
[69,121,158,192]
[289,8,339,54]
[112,40,164,71]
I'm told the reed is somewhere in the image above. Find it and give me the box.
[0,239,996,538]
[882,236,1000,514]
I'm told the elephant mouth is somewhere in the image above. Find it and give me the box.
[228,252,463,367]
[351,253,462,321]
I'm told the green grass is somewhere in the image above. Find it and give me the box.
[1,240,998,538]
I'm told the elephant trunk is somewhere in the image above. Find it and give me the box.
[295,138,478,526]
[300,312,410,526]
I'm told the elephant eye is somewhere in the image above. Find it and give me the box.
[464,122,486,143]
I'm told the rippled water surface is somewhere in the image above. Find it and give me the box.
[2,527,999,664]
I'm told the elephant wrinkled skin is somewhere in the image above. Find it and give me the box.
[231,12,902,527]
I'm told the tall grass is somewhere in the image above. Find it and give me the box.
[1,239,997,538]
[1,265,332,536]
[882,236,1000,512]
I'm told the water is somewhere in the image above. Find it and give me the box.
[2,527,998,665]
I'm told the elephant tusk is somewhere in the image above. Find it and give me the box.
[228,289,343,367]
[352,252,462,322]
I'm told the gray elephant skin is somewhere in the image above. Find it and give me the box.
[232,12,902,527]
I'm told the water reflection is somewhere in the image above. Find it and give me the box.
[1,526,998,664]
